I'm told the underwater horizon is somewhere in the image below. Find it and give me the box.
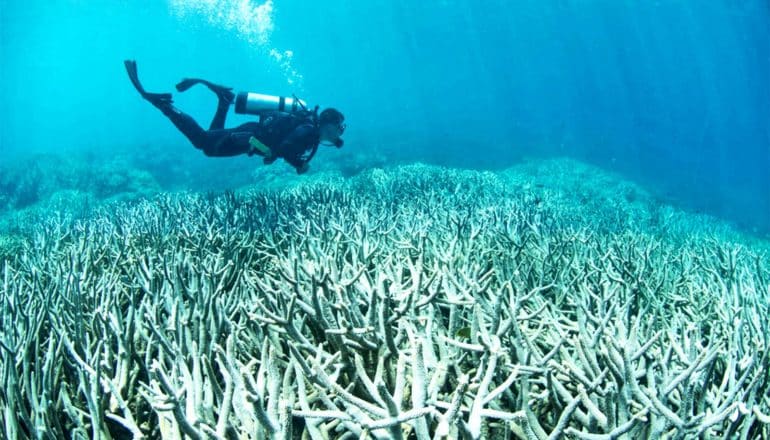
[1,1,770,438]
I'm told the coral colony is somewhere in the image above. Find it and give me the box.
[1,163,768,439]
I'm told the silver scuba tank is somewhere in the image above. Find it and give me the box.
[234,92,307,115]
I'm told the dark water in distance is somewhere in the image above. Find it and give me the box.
[1,0,769,234]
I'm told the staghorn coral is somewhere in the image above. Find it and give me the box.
[0,233,24,264]
[0,163,769,439]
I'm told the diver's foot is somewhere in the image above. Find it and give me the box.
[144,92,173,108]
[217,87,236,105]
[124,60,174,107]
[176,78,235,104]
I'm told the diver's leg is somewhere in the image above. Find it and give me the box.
[124,60,172,106]
[202,122,266,157]
[157,109,257,157]
[124,60,227,151]
[176,78,235,101]
[157,105,215,150]
[208,95,232,130]
[156,110,247,157]
[175,78,235,130]
[199,130,250,157]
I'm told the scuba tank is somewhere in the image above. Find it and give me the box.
[234,92,307,115]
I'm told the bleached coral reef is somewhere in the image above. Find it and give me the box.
[0,154,160,213]
[1,162,768,439]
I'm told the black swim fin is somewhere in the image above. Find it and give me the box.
[176,77,234,103]
[124,60,173,106]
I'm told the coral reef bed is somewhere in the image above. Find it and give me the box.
[1,162,769,439]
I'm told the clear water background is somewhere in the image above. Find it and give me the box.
[1,0,768,234]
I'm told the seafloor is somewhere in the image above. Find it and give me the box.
[0,154,768,439]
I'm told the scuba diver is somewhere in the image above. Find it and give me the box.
[124,60,345,174]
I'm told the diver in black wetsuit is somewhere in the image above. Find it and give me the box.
[124,60,345,174]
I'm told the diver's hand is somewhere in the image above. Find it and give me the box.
[296,163,309,174]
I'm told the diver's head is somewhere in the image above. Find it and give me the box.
[319,108,345,148]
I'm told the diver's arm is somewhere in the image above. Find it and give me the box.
[279,125,315,173]
[281,147,306,172]
[283,152,310,174]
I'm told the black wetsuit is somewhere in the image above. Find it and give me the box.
[158,94,320,172]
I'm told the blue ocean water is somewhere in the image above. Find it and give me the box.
[1,0,768,234]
